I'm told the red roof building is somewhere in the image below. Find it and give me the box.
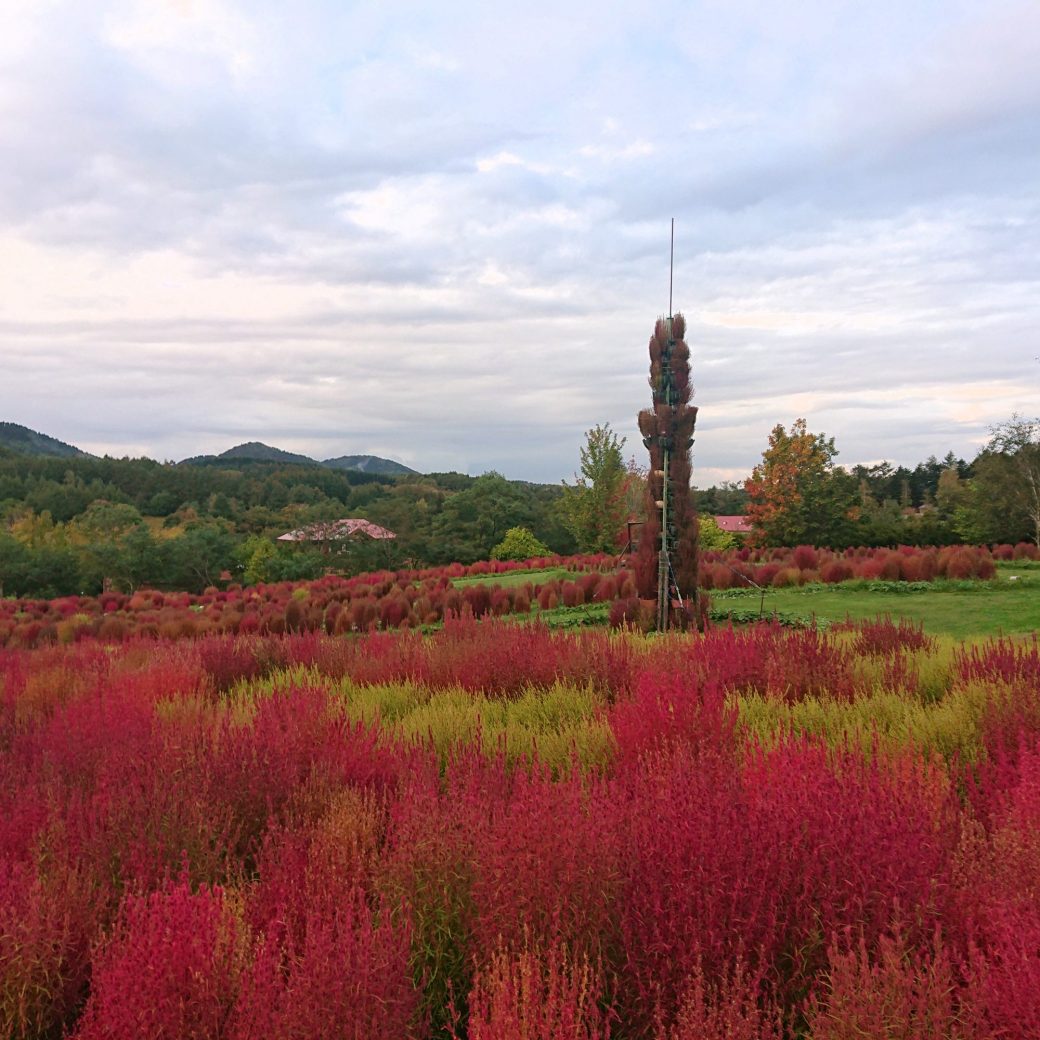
[715,515,752,535]
[278,519,396,542]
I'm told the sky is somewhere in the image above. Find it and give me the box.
[1,0,1038,485]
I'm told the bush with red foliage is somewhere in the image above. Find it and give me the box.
[840,616,936,657]
[470,768,620,966]
[230,885,419,1040]
[660,961,782,1040]
[72,878,245,1040]
[805,930,959,1040]
[463,939,613,1040]
[5,617,1040,1037]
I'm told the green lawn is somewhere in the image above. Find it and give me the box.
[449,561,1040,640]
[452,566,574,589]
[711,564,1040,639]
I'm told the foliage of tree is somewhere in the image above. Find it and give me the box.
[968,415,1040,547]
[0,450,579,594]
[559,425,628,554]
[848,453,972,512]
[694,481,749,516]
[237,534,277,585]
[490,526,550,561]
[430,472,536,564]
[698,515,738,552]
[745,419,859,547]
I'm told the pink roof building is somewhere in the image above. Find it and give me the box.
[715,515,753,535]
[278,519,396,542]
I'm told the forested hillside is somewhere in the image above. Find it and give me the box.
[0,449,575,597]
[1,416,1026,601]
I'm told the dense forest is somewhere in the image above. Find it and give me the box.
[0,449,582,597]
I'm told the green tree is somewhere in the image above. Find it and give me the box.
[698,515,738,552]
[745,419,858,547]
[0,534,82,597]
[490,526,550,561]
[695,481,748,515]
[237,534,278,585]
[559,424,627,553]
[166,522,238,592]
[430,472,533,564]
[970,415,1040,547]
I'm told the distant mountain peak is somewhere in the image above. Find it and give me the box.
[180,441,419,475]
[217,442,316,465]
[0,425,420,475]
[322,454,417,476]
[0,422,92,458]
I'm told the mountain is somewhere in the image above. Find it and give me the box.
[1,425,419,474]
[0,422,92,458]
[217,441,318,466]
[180,441,418,475]
[323,454,417,476]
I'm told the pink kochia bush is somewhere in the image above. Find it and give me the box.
[3,621,1040,1037]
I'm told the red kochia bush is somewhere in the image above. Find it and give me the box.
[805,930,959,1040]
[958,903,1040,1038]
[609,670,734,769]
[229,885,419,1040]
[791,545,819,571]
[211,686,400,858]
[820,559,854,583]
[463,939,612,1040]
[661,961,782,1040]
[844,616,936,657]
[0,859,100,1040]
[470,768,620,966]
[615,739,958,1028]
[72,879,245,1040]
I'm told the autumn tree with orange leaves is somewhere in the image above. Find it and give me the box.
[745,419,858,547]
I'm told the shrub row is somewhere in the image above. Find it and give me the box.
[0,545,1007,648]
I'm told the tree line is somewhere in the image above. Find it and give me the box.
[0,452,576,598]
[744,415,1040,549]
[2,413,1036,599]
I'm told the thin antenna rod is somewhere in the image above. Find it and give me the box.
[668,217,674,317]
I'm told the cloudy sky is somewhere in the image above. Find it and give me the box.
[1,0,1038,484]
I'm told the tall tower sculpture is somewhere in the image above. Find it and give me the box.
[634,307,700,630]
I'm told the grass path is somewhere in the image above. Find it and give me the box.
[711,564,1040,639]
[450,560,1039,639]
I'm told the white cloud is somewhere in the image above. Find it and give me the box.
[0,0,1037,482]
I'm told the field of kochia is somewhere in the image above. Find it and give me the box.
[2,609,1040,1038]
[0,542,1024,648]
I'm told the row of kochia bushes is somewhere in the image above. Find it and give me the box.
[0,543,1021,648]
[1,618,1039,1037]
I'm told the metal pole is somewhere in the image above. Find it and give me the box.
[657,442,670,631]
[657,312,675,632]
[656,222,677,632]
[669,217,674,318]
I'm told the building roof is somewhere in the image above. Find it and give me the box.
[277,518,396,542]
[715,515,753,534]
